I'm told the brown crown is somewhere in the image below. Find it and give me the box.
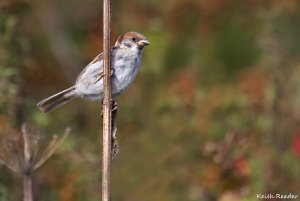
[116,32,146,44]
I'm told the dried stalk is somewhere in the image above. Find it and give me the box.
[23,126,33,201]
[111,101,118,159]
[0,123,70,201]
[23,175,33,201]
[102,0,112,200]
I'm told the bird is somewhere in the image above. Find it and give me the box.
[37,31,150,113]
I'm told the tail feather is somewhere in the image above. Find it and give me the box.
[37,87,76,113]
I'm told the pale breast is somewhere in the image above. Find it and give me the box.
[74,47,142,100]
[111,48,142,96]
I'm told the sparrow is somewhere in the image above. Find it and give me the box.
[37,32,150,113]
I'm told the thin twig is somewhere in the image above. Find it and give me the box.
[32,128,70,171]
[0,123,69,201]
[22,125,33,201]
[23,175,33,201]
[102,0,112,200]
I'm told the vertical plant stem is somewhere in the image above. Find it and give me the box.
[22,124,33,201]
[23,175,33,201]
[102,0,112,201]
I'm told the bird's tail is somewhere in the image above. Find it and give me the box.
[37,86,76,113]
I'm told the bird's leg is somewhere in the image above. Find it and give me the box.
[101,99,118,159]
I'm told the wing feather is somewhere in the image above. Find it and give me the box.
[76,46,117,84]
[76,53,103,83]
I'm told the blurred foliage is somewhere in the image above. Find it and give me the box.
[1,0,300,201]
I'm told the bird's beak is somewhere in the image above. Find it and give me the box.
[137,39,150,47]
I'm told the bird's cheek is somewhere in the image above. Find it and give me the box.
[123,41,132,48]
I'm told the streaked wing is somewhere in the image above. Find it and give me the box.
[93,68,114,84]
[75,45,118,84]
[76,53,103,83]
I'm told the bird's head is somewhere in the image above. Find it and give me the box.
[115,32,150,51]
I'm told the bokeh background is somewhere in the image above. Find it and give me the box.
[1,0,300,200]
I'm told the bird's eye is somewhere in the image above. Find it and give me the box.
[131,37,137,42]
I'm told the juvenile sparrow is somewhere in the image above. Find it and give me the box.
[37,32,150,113]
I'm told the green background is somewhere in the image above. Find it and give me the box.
[1,0,300,200]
